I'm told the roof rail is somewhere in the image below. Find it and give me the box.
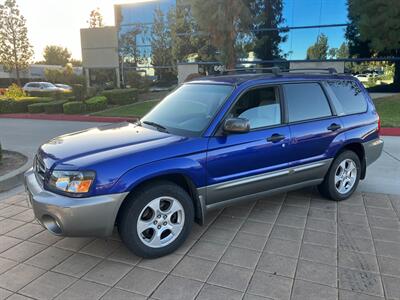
[217,67,338,77]
[221,67,281,76]
[283,67,338,74]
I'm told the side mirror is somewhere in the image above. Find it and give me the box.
[223,118,250,134]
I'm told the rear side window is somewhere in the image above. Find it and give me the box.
[328,80,367,115]
[283,83,332,123]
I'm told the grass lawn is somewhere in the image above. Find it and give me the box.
[373,95,400,127]
[92,99,160,118]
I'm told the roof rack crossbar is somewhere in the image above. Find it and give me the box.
[216,67,338,77]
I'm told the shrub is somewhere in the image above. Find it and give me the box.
[85,96,107,112]
[42,100,67,114]
[0,97,53,114]
[4,83,26,99]
[27,103,47,113]
[71,84,85,102]
[63,101,86,114]
[101,88,138,105]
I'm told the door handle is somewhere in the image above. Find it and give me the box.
[267,133,286,143]
[327,123,341,131]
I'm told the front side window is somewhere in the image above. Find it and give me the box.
[284,83,332,123]
[228,86,281,129]
[327,80,367,115]
[141,84,233,136]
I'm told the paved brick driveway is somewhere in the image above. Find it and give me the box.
[0,189,399,300]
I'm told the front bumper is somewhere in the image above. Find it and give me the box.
[24,168,128,237]
[363,138,384,166]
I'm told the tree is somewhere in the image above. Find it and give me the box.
[189,0,252,69]
[249,0,286,61]
[306,34,328,60]
[0,0,33,86]
[151,7,174,80]
[119,26,146,66]
[43,45,71,65]
[88,7,104,28]
[347,0,400,85]
[328,42,349,59]
[168,3,217,63]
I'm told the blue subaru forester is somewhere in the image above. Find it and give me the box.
[25,69,383,257]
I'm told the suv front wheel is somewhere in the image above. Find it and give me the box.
[318,150,361,201]
[118,181,194,258]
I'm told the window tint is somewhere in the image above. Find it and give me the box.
[229,86,281,129]
[284,83,332,122]
[328,80,367,115]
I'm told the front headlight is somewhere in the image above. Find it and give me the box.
[48,171,95,194]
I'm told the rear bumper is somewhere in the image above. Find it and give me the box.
[363,138,384,166]
[24,168,128,237]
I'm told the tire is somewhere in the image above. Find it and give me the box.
[118,181,194,258]
[318,150,361,201]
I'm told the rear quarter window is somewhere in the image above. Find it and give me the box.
[327,80,367,115]
[283,83,332,123]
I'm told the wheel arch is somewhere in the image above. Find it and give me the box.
[116,172,205,226]
[335,141,366,179]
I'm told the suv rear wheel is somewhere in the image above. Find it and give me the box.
[318,150,361,201]
[118,181,194,258]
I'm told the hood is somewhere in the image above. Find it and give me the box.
[39,122,179,168]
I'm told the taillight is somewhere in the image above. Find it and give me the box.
[377,114,381,133]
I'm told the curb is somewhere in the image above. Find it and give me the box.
[0,114,138,123]
[0,151,32,193]
[380,128,400,137]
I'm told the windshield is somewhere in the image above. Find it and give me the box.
[141,84,233,136]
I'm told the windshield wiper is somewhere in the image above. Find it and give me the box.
[142,121,169,133]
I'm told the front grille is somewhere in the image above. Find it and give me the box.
[34,155,46,185]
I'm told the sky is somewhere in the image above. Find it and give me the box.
[13,0,349,61]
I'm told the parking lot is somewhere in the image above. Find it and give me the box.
[0,188,399,300]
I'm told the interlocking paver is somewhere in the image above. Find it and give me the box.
[138,253,182,273]
[381,275,400,300]
[19,271,76,300]
[338,267,384,297]
[116,267,166,296]
[247,271,293,300]
[0,241,46,263]
[197,284,243,300]
[25,247,73,270]
[54,279,109,300]
[152,275,203,300]
[101,288,147,300]
[257,252,297,277]
[83,260,132,286]
[0,190,400,299]
[291,280,337,300]
[208,263,253,292]
[220,246,261,269]
[0,264,46,292]
[171,256,216,282]
[52,253,101,278]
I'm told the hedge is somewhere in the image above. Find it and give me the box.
[0,97,53,114]
[63,101,86,114]
[85,96,107,112]
[27,103,47,113]
[42,100,68,114]
[101,88,138,105]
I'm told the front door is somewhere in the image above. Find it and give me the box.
[206,85,291,205]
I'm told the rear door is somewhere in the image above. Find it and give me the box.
[283,82,342,177]
[206,85,291,205]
